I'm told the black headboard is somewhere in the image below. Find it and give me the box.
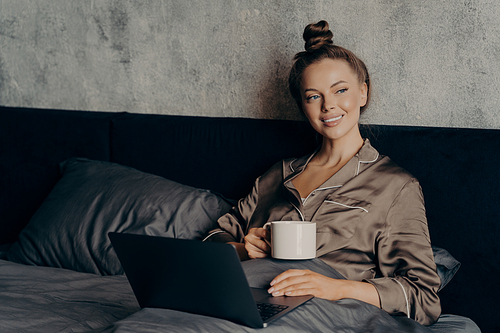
[1,106,499,330]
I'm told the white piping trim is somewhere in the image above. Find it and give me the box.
[317,185,343,192]
[290,201,305,221]
[289,150,318,175]
[394,278,410,319]
[302,185,342,205]
[356,152,380,176]
[202,230,225,242]
[324,200,368,213]
[360,152,380,164]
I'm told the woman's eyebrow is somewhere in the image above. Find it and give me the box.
[304,80,348,93]
[331,80,347,88]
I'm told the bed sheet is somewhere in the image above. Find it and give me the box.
[104,258,480,333]
[0,258,480,333]
[0,259,139,332]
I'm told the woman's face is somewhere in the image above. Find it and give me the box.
[300,58,367,143]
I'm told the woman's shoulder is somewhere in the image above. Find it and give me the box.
[364,155,421,194]
[258,151,316,181]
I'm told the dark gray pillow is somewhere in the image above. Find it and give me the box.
[7,158,232,275]
[432,246,461,292]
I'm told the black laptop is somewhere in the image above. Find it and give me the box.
[108,232,313,328]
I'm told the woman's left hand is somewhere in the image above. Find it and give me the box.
[267,269,343,300]
[267,269,381,308]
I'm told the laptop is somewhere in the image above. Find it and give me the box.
[108,232,313,328]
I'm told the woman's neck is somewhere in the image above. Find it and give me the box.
[291,128,364,199]
[312,128,364,168]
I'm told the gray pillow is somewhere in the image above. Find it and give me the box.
[7,158,232,275]
[432,246,461,292]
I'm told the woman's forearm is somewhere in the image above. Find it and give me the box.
[229,242,381,308]
[269,269,381,308]
[340,280,381,308]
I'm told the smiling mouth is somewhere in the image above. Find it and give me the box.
[322,115,343,123]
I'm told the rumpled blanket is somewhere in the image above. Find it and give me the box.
[103,258,480,333]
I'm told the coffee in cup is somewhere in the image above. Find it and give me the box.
[263,221,316,260]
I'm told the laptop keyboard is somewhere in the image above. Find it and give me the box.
[256,302,289,321]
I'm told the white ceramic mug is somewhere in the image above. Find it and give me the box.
[263,221,316,260]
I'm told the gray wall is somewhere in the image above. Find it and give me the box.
[0,1,499,129]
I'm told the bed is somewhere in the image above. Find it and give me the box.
[1,106,494,332]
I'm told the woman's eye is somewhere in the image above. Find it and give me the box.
[337,88,347,94]
[307,95,320,101]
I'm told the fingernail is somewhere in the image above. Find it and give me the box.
[285,291,291,296]
[270,280,276,286]
[268,287,274,293]
[272,291,280,296]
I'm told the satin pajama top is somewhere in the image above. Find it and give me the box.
[204,139,441,325]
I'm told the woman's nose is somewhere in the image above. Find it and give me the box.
[322,95,335,112]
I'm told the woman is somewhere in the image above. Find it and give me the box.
[204,20,441,325]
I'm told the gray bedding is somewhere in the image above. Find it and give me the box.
[0,258,480,333]
[0,259,139,332]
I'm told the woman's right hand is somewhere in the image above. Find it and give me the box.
[244,227,271,259]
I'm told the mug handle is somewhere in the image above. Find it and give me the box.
[262,222,272,247]
[263,222,272,231]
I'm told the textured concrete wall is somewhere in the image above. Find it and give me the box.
[0,0,499,129]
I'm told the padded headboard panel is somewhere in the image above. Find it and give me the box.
[0,107,116,244]
[110,113,317,200]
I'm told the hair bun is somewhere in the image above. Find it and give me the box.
[303,20,334,52]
